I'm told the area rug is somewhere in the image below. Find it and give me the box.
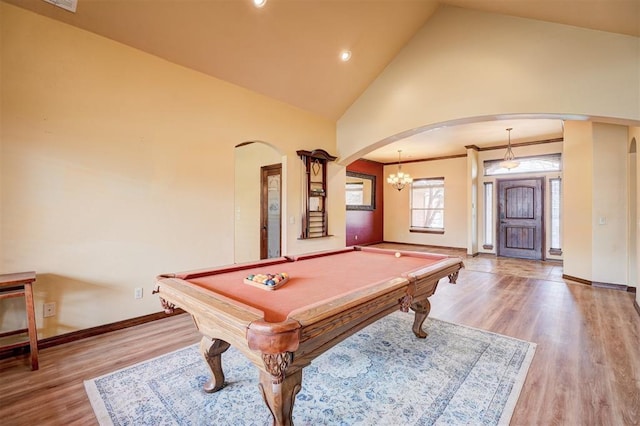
[84,312,535,425]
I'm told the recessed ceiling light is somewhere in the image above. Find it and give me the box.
[340,50,352,62]
[253,0,267,8]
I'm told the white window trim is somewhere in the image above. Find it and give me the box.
[410,177,445,233]
[484,153,562,176]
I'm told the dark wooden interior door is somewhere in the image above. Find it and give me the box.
[497,178,544,260]
[260,164,282,259]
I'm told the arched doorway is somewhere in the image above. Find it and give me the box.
[234,141,284,263]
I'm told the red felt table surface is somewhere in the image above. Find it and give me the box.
[185,248,446,322]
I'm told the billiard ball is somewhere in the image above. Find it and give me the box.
[395,252,401,258]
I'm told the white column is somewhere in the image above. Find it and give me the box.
[466,146,479,256]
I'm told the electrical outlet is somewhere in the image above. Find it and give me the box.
[134,287,143,299]
[43,302,56,318]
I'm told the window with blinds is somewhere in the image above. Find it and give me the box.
[410,178,444,231]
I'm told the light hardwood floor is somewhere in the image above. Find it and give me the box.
[1,246,639,425]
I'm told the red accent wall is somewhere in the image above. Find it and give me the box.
[346,159,384,246]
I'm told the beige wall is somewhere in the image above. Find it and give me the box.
[629,134,637,288]
[1,4,342,338]
[632,126,640,307]
[592,124,629,285]
[337,6,640,163]
[560,122,594,280]
[561,122,632,284]
[384,157,467,248]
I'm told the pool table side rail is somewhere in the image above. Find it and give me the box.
[356,245,450,260]
[407,257,465,284]
[289,257,464,365]
[160,257,292,281]
[288,276,409,326]
[408,258,464,300]
[154,277,278,354]
[291,278,414,364]
[288,256,464,327]
[284,247,355,261]
[285,245,452,262]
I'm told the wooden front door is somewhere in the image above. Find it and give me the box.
[497,178,544,260]
[260,164,282,259]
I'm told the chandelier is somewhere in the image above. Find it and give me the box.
[387,150,413,191]
[500,127,519,170]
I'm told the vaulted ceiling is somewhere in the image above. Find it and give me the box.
[5,0,639,161]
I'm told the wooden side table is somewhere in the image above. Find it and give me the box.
[0,271,39,370]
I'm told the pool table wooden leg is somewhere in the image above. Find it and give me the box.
[410,298,432,339]
[199,336,231,393]
[258,367,302,426]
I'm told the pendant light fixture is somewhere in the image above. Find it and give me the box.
[387,150,413,191]
[500,127,519,170]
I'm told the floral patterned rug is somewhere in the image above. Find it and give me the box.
[85,312,535,425]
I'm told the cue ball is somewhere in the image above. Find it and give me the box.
[395,252,401,258]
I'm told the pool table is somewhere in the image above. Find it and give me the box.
[154,246,463,425]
